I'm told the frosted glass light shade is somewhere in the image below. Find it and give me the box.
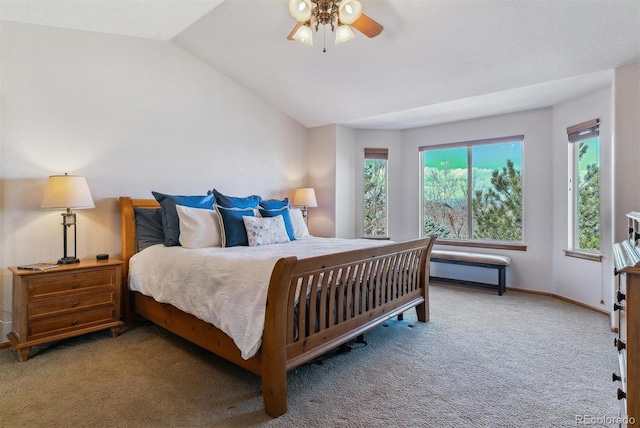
[41,174,95,209]
[338,0,363,25]
[293,24,313,46]
[288,0,312,23]
[293,188,318,208]
[335,24,356,44]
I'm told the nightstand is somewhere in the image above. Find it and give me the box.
[7,259,124,362]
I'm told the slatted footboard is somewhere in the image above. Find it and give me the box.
[261,237,435,416]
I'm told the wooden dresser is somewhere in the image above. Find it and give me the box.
[613,212,640,426]
[7,259,124,362]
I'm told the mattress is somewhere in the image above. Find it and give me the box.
[128,237,389,359]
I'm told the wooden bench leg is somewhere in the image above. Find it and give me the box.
[498,267,506,296]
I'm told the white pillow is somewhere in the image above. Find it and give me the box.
[289,208,311,238]
[243,215,290,247]
[176,205,221,248]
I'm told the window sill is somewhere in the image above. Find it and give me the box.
[434,238,527,252]
[564,250,602,262]
[363,236,391,241]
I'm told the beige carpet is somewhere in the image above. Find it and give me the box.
[0,283,619,427]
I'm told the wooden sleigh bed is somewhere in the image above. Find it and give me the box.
[119,196,435,417]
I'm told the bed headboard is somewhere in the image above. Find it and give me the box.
[119,196,160,277]
[119,196,160,322]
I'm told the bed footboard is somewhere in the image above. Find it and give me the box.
[120,196,434,418]
[261,237,435,417]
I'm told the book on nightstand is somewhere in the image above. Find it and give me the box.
[17,263,59,271]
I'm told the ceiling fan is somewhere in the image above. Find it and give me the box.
[287,0,383,49]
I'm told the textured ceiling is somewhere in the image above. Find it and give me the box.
[2,0,639,129]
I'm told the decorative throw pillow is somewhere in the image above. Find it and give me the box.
[215,204,255,247]
[175,205,221,248]
[259,197,290,210]
[243,216,291,247]
[134,207,165,251]
[289,208,311,238]
[152,191,216,246]
[210,189,261,209]
[259,207,296,241]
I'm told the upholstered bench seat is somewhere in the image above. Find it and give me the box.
[430,250,511,295]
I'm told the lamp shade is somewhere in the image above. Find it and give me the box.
[41,174,95,210]
[292,188,318,208]
[288,0,312,23]
[335,24,356,44]
[338,0,363,25]
[292,24,313,46]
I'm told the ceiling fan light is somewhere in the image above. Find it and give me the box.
[335,24,356,44]
[293,24,313,46]
[288,0,312,23]
[338,0,363,25]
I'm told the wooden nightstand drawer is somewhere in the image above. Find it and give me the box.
[28,291,116,320]
[28,268,117,298]
[28,306,116,339]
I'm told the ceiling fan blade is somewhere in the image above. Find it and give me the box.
[287,22,304,40]
[351,14,383,38]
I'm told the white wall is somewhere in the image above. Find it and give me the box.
[335,125,356,238]
[306,124,358,239]
[0,22,308,339]
[398,108,555,291]
[613,63,640,242]
[551,87,613,313]
[307,125,336,237]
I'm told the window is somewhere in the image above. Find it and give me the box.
[420,136,523,242]
[364,148,388,237]
[567,119,600,253]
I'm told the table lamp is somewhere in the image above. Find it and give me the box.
[41,173,95,264]
[292,187,317,224]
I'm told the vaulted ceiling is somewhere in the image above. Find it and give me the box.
[1,0,639,129]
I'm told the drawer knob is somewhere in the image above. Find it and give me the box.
[615,338,626,351]
[71,320,78,326]
[613,303,624,311]
[617,388,626,400]
[71,283,79,289]
[617,290,626,302]
[613,372,622,382]
[72,301,79,307]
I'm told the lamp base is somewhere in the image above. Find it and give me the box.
[58,257,80,265]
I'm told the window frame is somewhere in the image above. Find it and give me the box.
[565,119,602,260]
[419,135,525,248]
[363,148,389,238]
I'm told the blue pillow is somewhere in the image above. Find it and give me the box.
[215,205,255,247]
[259,207,296,241]
[152,191,216,246]
[134,207,165,251]
[210,189,261,209]
[259,197,290,210]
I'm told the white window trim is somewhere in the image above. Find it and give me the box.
[565,118,601,259]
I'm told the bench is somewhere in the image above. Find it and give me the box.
[429,250,511,295]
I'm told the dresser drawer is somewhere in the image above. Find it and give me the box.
[28,307,116,339]
[28,291,116,321]
[28,268,117,298]
[619,278,627,340]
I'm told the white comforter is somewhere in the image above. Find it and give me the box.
[129,237,389,359]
